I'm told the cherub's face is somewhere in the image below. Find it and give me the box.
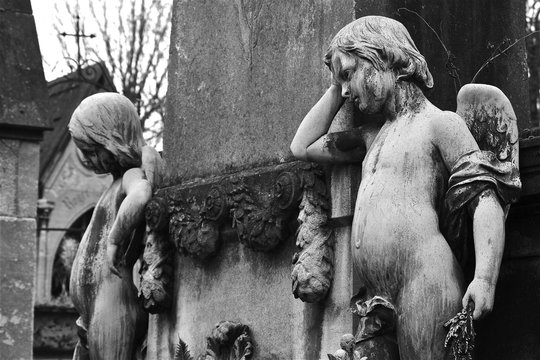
[331,50,394,114]
[73,138,118,174]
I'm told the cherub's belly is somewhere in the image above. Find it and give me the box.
[351,188,453,299]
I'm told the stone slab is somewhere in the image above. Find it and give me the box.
[165,0,353,181]
[0,217,36,360]
[0,139,39,218]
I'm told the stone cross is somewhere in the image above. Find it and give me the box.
[60,14,95,72]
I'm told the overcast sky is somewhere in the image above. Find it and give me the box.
[29,0,165,149]
[30,0,100,81]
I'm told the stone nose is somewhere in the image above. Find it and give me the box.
[341,83,350,98]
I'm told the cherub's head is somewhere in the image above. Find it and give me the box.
[324,16,433,112]
[68,92,145,175]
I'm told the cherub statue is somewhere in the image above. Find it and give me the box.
[68,93,163,359]
[290,16,520,359]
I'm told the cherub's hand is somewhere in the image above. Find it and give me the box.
[106,244,122,278]
[462,278,496,320]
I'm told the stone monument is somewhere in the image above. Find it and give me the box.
[291,16,521,359]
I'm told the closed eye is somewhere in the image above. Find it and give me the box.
[340,70,353,82]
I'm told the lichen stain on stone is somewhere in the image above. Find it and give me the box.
[2,336,15,346]
[12,280,26,289]
[0,314,15,346]
[0,313,8,327]
[1,99,42,123]
[9,315,21,325]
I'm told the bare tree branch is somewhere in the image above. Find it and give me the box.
[53,0,171,147]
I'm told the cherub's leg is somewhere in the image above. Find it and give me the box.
[396,262,464,360]
[87,275,147,360]
[355,334,400,359]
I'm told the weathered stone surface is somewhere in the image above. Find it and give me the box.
[0,140,39,218]
[354,0,529,129]
[165,0,353,181]
[0,217,36,360]
[170,235,320,359]
[0,7,49,131]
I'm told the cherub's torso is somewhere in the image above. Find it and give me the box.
[352,106,460,299]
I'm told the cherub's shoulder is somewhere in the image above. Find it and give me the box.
[428,110,469,137]
[122,167,150,194]
[123,167,146,180]
[430,110,464,125]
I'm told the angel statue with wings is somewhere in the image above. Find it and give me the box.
[290,16,521,360]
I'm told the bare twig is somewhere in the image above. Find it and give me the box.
[397,7,461,92]
[471,31,540,83]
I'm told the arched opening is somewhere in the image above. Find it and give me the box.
[50,208,93,301]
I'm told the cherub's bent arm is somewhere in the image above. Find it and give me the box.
[108,167,153,275]
[291,85,365,163]
[433,112,505,319]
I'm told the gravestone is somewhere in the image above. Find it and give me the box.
[0,0,50,359]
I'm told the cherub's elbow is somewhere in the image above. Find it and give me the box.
[132,180,153,205]
[290,142,309,161]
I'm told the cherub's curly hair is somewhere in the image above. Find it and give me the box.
[68,92,145,169]
[324,16,433,90]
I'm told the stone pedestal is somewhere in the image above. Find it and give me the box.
[0,1,49,358]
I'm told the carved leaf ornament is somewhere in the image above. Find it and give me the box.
[174,321,253,360]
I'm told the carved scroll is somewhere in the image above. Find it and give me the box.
[291,164,335,303]
[139,197,174,313]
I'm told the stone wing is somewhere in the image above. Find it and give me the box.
[456,83,519,167]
